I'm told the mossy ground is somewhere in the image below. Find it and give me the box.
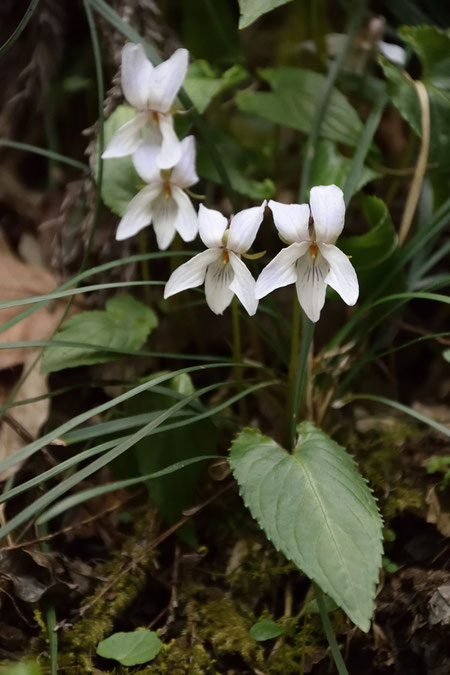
[2,421,445,674]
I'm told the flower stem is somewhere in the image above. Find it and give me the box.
[138,230,152,305]
[41,523,58,675]
[231,297,246,418]
[286,296,300,444]
[313,583,349,675]
[287,3,367,448]
[288,311,314,448]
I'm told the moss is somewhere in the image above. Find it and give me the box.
[140,639,215,674]
[266,611,346,674]
[383,485,424,519]
[185,593,263,669]
[352,424,426,520]
[263,615,316,674]
[59,509,159,672]
[225,537,296,604]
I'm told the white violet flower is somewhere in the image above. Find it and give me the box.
[164,202,267,315]
[255,184,358,322]
[102,43,189,169]
[116,135,198,249]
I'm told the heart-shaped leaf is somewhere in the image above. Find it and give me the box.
[238,0,294,29]
[97,105,141,217]
[250,619,285,641]
[379,26,450,167]
[42,295,157,373]
[229,422,383,631]
[236,67,363,147]
[184,61,248,113]
[97,630,162,666]
[309,140,380,198]
[340,195,397,271]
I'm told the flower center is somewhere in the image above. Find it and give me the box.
[309,243,318,259]
[152,111,159,125]
[222,249,229,265]
[160,169,172,198]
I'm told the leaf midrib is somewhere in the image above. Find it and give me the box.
[292,449,352,598]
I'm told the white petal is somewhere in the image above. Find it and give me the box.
[295,250,329,323]
[115,185,159,241]
[268,200,310,242]
[227,201,266,254]
[102,113,147,158]
[310,184,345,244]
[228,252,258,316]
[318,243,359,306]
[378,41,406,66]
[148,48,189,113]
[157,114,182,169]
[121,43,153,110]
[204,258,234,315]
[171,186,198,242]
[171,135,198,189]
[164,249,221,299]
[151,191,179,250]
[143,118,163,145]
[198,204,228,249]
[132,143,161,184]
[255,242,310,299]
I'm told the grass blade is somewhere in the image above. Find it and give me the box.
[0,382,220,539]
[37,455,221,524]
[0,140,89,172]
[0,380,270,505]
[0,0,40,58]
[347,393,450,438]
[0,363,241,476]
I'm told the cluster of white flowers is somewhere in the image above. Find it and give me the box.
[104,44,359,323]
[103,43,197,250]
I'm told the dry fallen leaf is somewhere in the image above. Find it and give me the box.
[428,585,450,626]
[413,402,450,435]
[425,485,450,538]
[0,239,72,479]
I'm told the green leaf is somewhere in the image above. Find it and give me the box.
[427,456,450,489]
[340,195,397,271]
[184,61,248,114]
[400,26,450,89]
[197,130,275,200]
[181,0,243,63]
[229,422,383,632]
[443,349,450,362]
[378,57,419,134]
[238,0,293,29]
[236,67,363,146]
[98,105,141,216]
[382,556,399,574]
[42,295,158,373]
[309,140,379,198]
[379,26,450,165]
[249,619,285,641]
[97,630,162,666]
